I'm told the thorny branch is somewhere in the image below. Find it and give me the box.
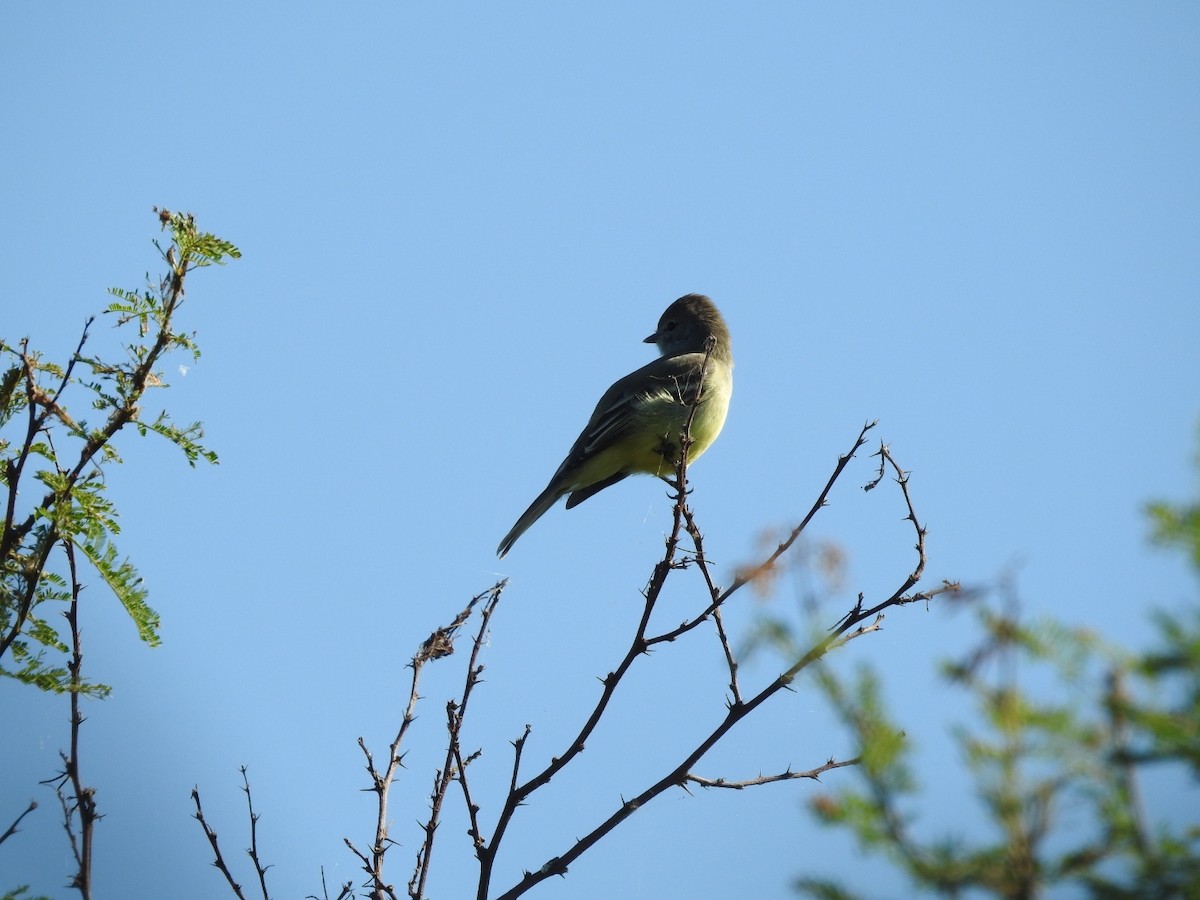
[38,540,98,899]
[240,766,272,900]
[192,786,250,900]
[339,583,504,900]
[408,589,500,899]
[191,363,947,898]
[684,756,862,790]
[306,868,355,900]
[648,421,877,651]
[194,409,944,900]
[484,423,951,898]
[194,770,346,900]
[0,799,37,847]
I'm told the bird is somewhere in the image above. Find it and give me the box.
[497,293,733,558]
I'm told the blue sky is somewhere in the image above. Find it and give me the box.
[2,4,1198,898]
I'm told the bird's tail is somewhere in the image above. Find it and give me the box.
[497,484,563,558]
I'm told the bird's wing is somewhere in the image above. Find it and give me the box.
[568,352,707,462]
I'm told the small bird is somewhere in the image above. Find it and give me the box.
[497,294,733,558]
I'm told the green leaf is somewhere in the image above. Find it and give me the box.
[71,526,159,646]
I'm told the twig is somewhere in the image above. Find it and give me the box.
[37,541,99,899]
[192,786,250,900]
[188,770,274,899]
[685,755,861,790]
[678,503,742,703]
[507,725,533,797]
[453,735,486,856]
[0,799,38,846]
[410,588,501,899]
[711,605,742,705]
[305,867,355,900]
[830,443,937,631]
[646,421,877,648]
[239,766,272,899]
[344,584,504,900]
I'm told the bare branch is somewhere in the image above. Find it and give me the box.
[411,589,500,899]
[342,583,504,900]
[239,767,272,900]
[0,799,37,847]
[831,443,952,631]
[490,433,943,898]
[678,503,742,703]
[685,756,861,790]
[646,421,878,649]
[711,604,742,705]
[36,540,99,899]
[192,786,250,900]
[453,735,486,857]
[305,867,355,900]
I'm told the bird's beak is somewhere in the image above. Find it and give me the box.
[643,331,658,344]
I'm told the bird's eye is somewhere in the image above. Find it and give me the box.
[665,320,677,331]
